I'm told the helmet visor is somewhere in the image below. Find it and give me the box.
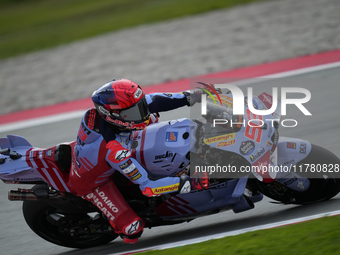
[117,97,150,122]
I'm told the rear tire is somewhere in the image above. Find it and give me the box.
[257,144,340,204]
[23,200,118,248]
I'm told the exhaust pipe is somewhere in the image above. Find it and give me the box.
[8,189,38,201]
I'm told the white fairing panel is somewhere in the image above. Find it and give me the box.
[0,135,44,182]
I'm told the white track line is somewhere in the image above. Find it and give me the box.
[110,210,340,255]
[1,61,340,133]
[0,110,85,133]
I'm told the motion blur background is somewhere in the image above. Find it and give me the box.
[0,0,339,115]
[1,1,340,254]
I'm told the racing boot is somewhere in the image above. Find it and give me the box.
[119,218,144,244]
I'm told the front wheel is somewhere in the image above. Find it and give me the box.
[256,144,340,205]
[23,200,118,248]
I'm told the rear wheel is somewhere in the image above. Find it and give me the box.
[23,200,118,248]
[256,144,340,205]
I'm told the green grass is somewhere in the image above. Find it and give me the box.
[0,0,266,59]
[142,216,340,255]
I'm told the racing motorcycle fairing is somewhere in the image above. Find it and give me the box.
[196,92,282,182]
[124,118,197,178]
[156,177,263,219]
[0,135,75,193]
[275,137,312,192]
[0,135,37,182]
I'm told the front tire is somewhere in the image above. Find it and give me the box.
[257,144,340,204]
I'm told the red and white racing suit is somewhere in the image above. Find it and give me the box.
[69,92,193,241]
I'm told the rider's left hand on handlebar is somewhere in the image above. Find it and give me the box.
[179,172,209,193]
[191,171,209,190]
[185,82,222,106]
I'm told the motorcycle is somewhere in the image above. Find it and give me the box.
[1,92,339,248]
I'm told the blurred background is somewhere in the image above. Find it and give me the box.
[0,0,339,114]
[1,1,340,254]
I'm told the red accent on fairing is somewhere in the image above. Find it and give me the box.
[26,147,73,192]
[168,197,197,214]
[157,196,198,216]
[258,92,273,109]
[175,196,190,205]
[25,148,34,167]
[26,149,48,186]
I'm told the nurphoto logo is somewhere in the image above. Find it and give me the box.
[200,84,312,128]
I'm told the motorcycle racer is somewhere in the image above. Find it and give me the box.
[69,78,213,243]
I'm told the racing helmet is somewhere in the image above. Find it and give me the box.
[92,79,150,130]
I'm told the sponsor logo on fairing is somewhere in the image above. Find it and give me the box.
[15,177,44,181]
[204,133,235,145]
[287,142,296,149]
[155,151,173,160]
[165,132,178,142]
[299,142,307,153]
[239,140,255,156]
[152,183,180,195]
[250,146,265,162]
[297,181,306,190]
[216,139,236,147]
[47,149,53,157]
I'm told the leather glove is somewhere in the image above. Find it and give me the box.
[191,171,209,190]
[178,172,209,193]
[149,112,159,125]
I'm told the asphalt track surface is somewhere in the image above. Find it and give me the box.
[1,65,340,255]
